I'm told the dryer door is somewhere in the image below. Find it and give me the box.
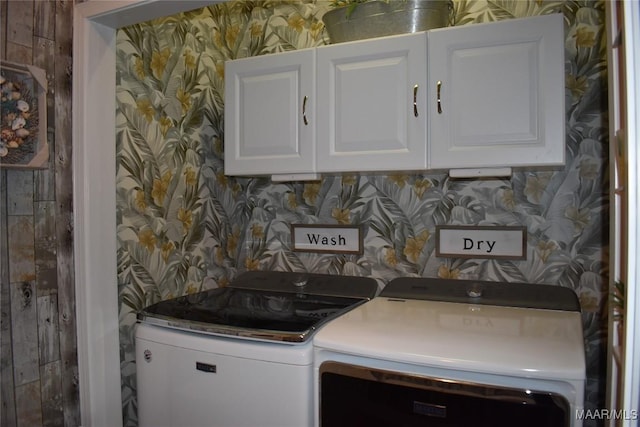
[319,362,571,427]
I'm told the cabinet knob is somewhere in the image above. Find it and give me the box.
[437,81,443,114]
[413,85,419,117]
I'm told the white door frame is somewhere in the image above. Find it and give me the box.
[620,1,640,422]
[73,2,217,426]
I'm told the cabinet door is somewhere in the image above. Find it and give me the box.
[316,32,427,172]
[428,14,565,171]
[224,49,315,176]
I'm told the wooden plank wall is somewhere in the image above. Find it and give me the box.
[1,1,80,426]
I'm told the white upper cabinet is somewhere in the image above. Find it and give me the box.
[224,48,316,179]
[224,14,565,180]
[427,14,565,173]
[316,32,427,172]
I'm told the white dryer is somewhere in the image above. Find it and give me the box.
[313,278,586,427]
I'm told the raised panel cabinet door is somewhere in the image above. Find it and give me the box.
[428,14,565,170]
[316,32,428,172]
[224,49,315,176]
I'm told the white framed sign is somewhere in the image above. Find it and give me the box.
[291,224,363,254]
[436,225,527,260]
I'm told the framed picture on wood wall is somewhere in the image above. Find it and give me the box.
[1,60,49,169]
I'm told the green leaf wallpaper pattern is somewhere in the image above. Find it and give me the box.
[116,1,608,425]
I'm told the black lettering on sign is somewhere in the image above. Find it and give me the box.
[306,233,346,246]
[462,238,496,253]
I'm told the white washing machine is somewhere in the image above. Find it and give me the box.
[136,271,377,427]
[136,323,315,427]
[313,277,586,427]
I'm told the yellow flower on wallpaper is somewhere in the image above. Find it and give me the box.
[161,241,175,262]
[213,29,223,49]
[536,240,557,262]
[150,48,171,79]
[134,56,145,80]
[384,247,398,267]
[342,174,357,186]
[178,207,193,233]
[417,230,430,245]
[215,61,225,79]
[310,21,324,40]
[500,188,516,211]
[303,182,321,205]
[245,257,260,270]
[403,230,429,263]
[331,207,350,224]
[575,26,596,48]
[135,189,147,212]
[176,88,192,115]
[214,246,225,265]
[159,116,173,136]
[251,224,265,238]
[438,264,460,279]
[183,50,196,70]
[524,173,552,204]
[226,25,240,48]
[288,14,305,32]
[213,135,224,156]
[250,22,262,38]
[138,228,157,252]
[579,291,598,313]
[185,283,198,294]
[566,74,588,102]
[565,205,591,234]
[216,172,229,188]
[413,178,432,199]
[231,182,241,196]
[136,98,154,122]
[184,167,197,186]
[152,171,172,206]
[287,192,298,209]
[389,173,409,188]
[227,229,240,256]
[403,239,422,263]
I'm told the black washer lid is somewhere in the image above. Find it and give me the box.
[136,271,379,343]
[379,277,581,312]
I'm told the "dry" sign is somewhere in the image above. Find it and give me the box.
[436,226,526,260]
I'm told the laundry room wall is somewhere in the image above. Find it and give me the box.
[0,1,79,426]
[115,1,609,425]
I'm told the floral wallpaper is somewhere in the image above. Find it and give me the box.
[115,1,608,425]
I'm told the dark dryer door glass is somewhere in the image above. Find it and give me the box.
[138,287,366,343]
[320,362,570,427]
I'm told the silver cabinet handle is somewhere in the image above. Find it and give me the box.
[413,84,419,117]
[303,95,309,125]
[437,81,442,114]
[196,362,217,373]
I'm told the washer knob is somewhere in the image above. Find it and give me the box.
[292,275,308,288]
[466,283,483,298]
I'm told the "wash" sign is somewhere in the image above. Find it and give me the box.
[291,224,363,254]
